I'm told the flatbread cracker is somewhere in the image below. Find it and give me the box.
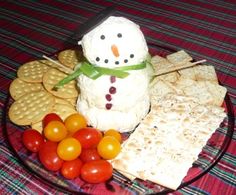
[177,67,196,80]
[176,80,226,106]
[112,94,226,190]
[115,170,137,181]
[149,79,180,104]
[193,65,218,83]
[151,51,205,76]
[178,65,218,83]
[154,71,180,83]
[202,81,227,106]
[174,77,197,89]
[154,62,198,76]
[151,55,174,75]
[166,50,192,65]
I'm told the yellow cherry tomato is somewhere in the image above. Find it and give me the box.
[104,129,122,143]
[64,113,87,134]
[57,137,81,161]
[44,121,67,142]
[97,136,121,160]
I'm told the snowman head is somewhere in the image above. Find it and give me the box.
[80,16,148,68]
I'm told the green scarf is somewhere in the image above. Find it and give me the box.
[54,61,147,89]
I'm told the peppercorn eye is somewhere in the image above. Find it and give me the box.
[100,35,105,40]
[117,33,122,38]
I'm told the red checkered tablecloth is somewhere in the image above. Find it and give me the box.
[0,1,235,194]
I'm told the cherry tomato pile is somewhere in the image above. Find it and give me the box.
[22,113,122,183]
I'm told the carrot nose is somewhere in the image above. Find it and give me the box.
[111,44,119,57]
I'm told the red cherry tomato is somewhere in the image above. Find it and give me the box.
[43,113,63,128]
[61,158,83,179]
[81,160,113,183]
[38,141,64,171]
[79,148,101,163]
[22,129,44,152]
[73,127,102,149]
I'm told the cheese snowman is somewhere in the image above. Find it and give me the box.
[77,16,150,132]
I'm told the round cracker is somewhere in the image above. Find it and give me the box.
[54,97,75,106]
[9,90,55,125]
[17,60,51,82]
[31,102,77,133]
[31,121,43,134]
[43,68,78,98]
[54,97,77,107]
[58,49,83,69]
[52,103,77,120]
[66,97,77,106]
[9,78,44,100]
[41,59,72,74]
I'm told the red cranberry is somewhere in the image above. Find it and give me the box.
[105,94,112,101]
[110,76,116,83]
[109,87,116,94]
[106,103,112,110]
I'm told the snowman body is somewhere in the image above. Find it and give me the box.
[77,16,150,132]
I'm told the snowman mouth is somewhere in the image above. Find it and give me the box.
[95,53,135,65]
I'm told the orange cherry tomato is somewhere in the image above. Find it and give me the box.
[61,158,83,179]
[97,136,121,160]
[104,129,122,143]
[57,137,81,161]
[44,121,67,142]
[43,113,63,128]
[81,160,113,183]
[73,127,102,149]
[64,113,87,134]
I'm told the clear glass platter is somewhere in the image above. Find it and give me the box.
[2,43,235,194]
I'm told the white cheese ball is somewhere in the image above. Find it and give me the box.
[77,16,150,132]
[81,16,148,67]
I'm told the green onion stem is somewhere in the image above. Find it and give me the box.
[95,67,129,78]
[80,62,102,79]
[53,68,82,89]
[53,61,147,88]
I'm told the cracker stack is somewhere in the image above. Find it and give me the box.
[112,50,227,190]
[149,50,227,107]
[112,94,226,189]
[9,49,81,132]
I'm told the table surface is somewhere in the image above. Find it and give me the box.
[0,1,236,195]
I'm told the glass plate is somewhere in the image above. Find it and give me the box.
[2,43,235,194]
